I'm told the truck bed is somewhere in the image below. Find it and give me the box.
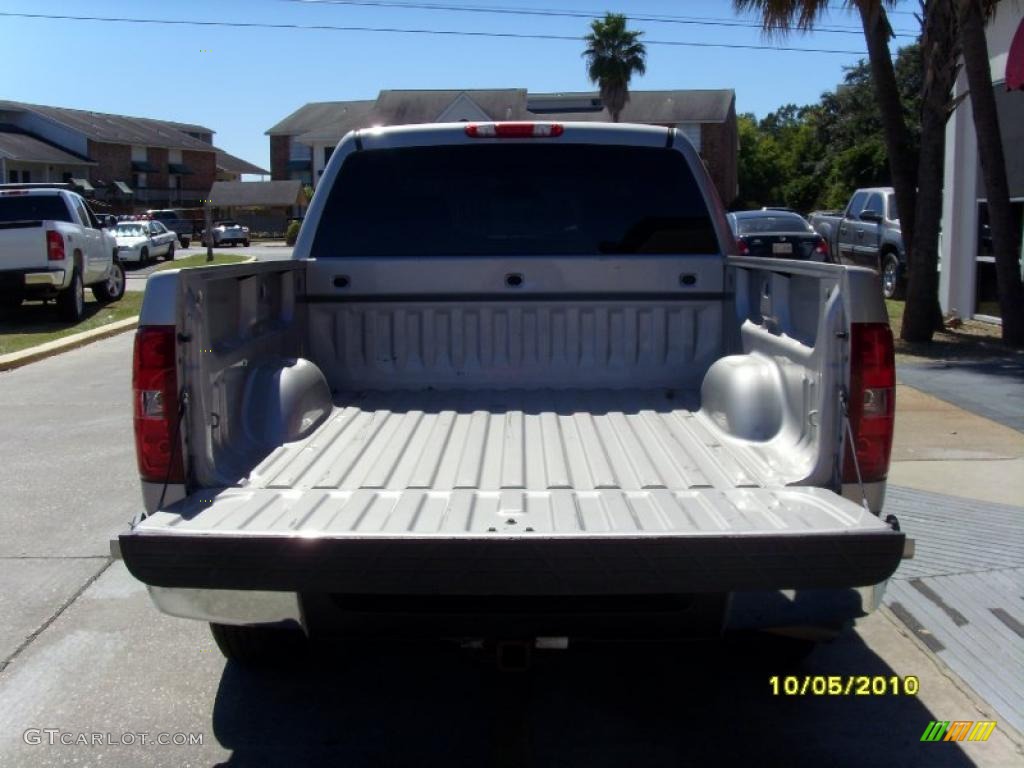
[121,388,904,596]
[248,388,782,493]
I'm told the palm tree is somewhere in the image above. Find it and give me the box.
[735,0,966,342]
[734,1,919,263]
[583,13,647,123]
[956,0,1024,347]
[901,0,958,342]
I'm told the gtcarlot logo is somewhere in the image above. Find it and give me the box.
[920,721,997,743]
[23,729,203,747]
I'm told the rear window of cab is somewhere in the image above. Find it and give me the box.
[311,144,720,257]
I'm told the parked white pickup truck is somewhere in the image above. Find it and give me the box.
[117,123,907,664]
[0,185,125,320]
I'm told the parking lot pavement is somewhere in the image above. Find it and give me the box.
[124,242,294,291]
[1,335,1022,766]
[1,558,1021,767]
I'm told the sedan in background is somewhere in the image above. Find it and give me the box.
[112,220,178,264]
[205,220,250,247]
[727,210,830,261]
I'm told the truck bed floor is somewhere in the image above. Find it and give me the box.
[126,390,902,592]
[247,388,786,493]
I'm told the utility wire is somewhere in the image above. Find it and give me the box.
[287,0,917,37]
[0,11,869,54]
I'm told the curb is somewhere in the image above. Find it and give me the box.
[0,316,138,372]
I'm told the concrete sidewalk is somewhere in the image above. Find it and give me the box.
[898,358,1024,433]
[890,384,1024,506]
[884,382,1024,736]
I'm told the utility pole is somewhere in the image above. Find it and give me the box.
[205,199,213,263]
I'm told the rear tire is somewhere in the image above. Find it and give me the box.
[882,253,906,300]
[92,259,125,303]
[57,268,85,322]
[242,239,250,248]
[210,622,308,666]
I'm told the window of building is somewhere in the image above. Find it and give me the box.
[975,200,1024,319]
[289,142,312,161]
[324,146,335,166]
[134,172,147,189]
[8,170,16,183]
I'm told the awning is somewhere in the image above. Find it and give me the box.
[113,180,134,194]
[167,163,194,175]
[131,160,159,173]
[1008,18,1024,91]
[70,177,94,192]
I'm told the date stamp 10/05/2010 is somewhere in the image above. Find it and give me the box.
[769,675,920,696]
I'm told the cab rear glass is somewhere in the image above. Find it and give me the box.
[311,144,719,257]
[0,195,73,223]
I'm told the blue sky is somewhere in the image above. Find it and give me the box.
[0,0,921,171]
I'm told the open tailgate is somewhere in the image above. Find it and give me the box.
[120,487,904,595]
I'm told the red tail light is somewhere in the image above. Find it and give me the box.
[815,237,829,257]
[46,230,65,261]
[465,122,564,138]
[133,326,184,484]
[843,322,895,484]
[736,237,750,256]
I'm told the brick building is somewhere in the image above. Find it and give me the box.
[0,100,266,211]
[267,89,738,205]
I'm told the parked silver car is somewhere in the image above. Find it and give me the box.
[205,220,250,247]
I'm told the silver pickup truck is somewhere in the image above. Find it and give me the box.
[117,123,906,664]
[809,187,907,300]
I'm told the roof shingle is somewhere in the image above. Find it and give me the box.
[268,89,735,142]
[0,129,95,166]
[209,180,307,208]
[0,100,216,150]
[215,149,269,176]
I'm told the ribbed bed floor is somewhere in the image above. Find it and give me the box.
[246,389,789,493]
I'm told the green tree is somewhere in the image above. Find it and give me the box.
[734,44,922,214]
[582,13,647,122]
[734,0,919,266]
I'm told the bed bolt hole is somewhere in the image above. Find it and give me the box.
[333,275,350,288]
[505,273,524,288]
[506,518,517,525]
[679,273,697,286]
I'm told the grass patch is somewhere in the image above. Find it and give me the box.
[151,252,249,272]
[0,292,143,356]
[885,298,1016,362]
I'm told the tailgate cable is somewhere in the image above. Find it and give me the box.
[839,388,871,514]
[153,389,189,516]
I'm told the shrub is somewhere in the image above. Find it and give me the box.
[285,220,300,246]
